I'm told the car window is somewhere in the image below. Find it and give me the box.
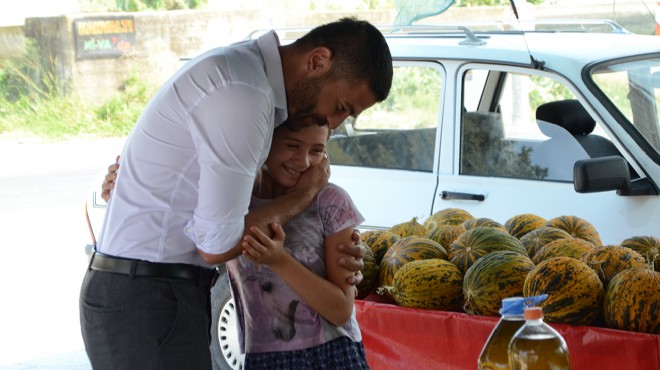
[591,57,660,159]
[460,69,620,182]
[327,63,442,172]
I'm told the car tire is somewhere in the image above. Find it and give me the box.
[210,266,245,370]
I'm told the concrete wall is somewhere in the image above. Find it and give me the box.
[6,3,657,104]
[0,26,25,59]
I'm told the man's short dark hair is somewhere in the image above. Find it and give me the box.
[293,17,393,102]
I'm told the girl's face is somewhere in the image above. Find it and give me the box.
[263,124,329,189]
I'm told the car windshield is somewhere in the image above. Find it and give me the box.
[590,56,660,158]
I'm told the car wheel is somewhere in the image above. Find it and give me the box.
[210,266,245,370]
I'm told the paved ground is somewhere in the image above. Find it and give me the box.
[0,135,125,368]
[0,351,91,370]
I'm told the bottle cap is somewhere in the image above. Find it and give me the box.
[500,297,525,315]
[525,306,544,320]
[499,294,548,315]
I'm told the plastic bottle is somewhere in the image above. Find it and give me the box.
[478,297,526,370]
[477,295,547,370]
[508,306,571,370]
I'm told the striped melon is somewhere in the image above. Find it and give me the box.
[545,215,602,246]
[426,223,465,251]
[519,226,573,259]
[425,208,475,227]
[389,217,429,238]
[505,213,547,239]
[362,230,401,265]
[523,256,604,325]
[532,237,596,264]
[360,230,379,244]
[449,226,528,274]
[378,236,448,299]
[604,268,660,334]
[463,251,535,316]
[386,259,464,310]
[581,245,647,286]
[620,236,660,272]
[462,217,507,232]
[356,243,379,299]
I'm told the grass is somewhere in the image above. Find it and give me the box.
[0,41,155,140]
[0,76,155,141]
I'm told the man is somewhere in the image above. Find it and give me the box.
[80,17,393,369]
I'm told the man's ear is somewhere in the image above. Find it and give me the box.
[306,46,332,77]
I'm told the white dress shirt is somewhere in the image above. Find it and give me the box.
[97,31,287,267]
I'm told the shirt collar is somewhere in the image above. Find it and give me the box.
[258,30,287,126]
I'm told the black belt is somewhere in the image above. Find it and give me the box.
[89,251,217,286]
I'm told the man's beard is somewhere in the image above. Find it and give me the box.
[286,76,327,130]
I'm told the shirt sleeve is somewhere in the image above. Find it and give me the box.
[184,83,273,254]
[318,184,365,237]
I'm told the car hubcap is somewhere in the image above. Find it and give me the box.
[217,299,244,370]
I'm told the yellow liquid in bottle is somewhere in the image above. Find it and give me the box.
[478,319,525,370]
[508,333,570,370]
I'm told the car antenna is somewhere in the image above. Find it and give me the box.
[508,0,545,70]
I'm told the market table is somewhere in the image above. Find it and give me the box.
[355,296,660,370]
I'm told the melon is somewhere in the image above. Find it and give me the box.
[356,243,379,299]
[362,229,401,265]
[620,236,660,272]
[385,258,464,310]
[389,217,429,238]
[505,213,547,239]
[581,245,647,286]
[426,223,465,251]
[425,208,475,227]
[532,237,596,264]
[523,256,604,325]
[463,250,535,316]
[462,217,507,232]
[603,267,660,334]
[378,236,448,299]
[545,215,602,246]
[449,226,528,274]
[519,226,573,259]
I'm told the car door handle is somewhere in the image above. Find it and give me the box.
[440,191,486,201]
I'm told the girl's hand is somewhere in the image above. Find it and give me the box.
[242,223,286,266]
[101,155,120,202]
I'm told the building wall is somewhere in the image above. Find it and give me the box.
[4,4,657,104]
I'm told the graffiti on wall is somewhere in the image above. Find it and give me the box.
[73,16,135,59]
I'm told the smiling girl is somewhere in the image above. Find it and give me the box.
[227,121,368,369]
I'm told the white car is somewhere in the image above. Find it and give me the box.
[85,19,660,370]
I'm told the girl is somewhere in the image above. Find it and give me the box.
[228,121,368,369]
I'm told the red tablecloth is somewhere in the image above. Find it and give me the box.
[355,297,660,370]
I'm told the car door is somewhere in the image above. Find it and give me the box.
[327,61,444,230]
[433,64,658,245]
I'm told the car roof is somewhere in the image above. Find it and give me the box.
[384,29,660,69]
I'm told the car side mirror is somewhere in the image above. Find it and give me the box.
[574,155,659,196]
[573,155,631,193]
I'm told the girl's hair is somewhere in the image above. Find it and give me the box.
[292,17,393,102]
[281,120,330,140]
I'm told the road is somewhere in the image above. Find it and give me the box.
[0,136,125,368]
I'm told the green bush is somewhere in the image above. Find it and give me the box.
[0,45,155,139]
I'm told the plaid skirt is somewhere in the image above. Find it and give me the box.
[244,336,369,370]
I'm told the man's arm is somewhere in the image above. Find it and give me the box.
[197,180,323,264]
[99,155,365,282]
[197,154,331,265]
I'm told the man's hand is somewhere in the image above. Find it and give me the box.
[101,156,120,202]
[287,153,330,196]
[337,229,366,286]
